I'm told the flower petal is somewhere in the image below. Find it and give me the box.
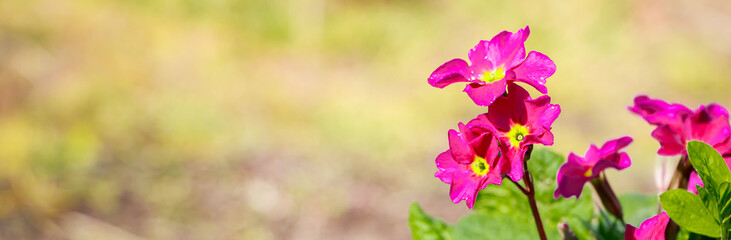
[629,95,692,127]
[468,130,499,162]
[463,79,507,106]
[468,40,494,72]
[687,171,703,194]
[448,129,475,164]
[435,150,458,184]
[524,94,561,129]
[593,152,632,174]
[685,105,731,146]
[554,172,590,199]
[501,145,525,182]
[512,51,555,94]
[487,26,529,69]
[598,136,633,155]
[486,84,530,129]
[449,170,479,208]
[428,59,473,88]
[651,125,685,156]
[625,212,669,240]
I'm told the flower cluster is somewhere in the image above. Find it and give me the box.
[430,26,559,208]
[630,96,731,194]
[629,96,731,157]
[423,26,731,240]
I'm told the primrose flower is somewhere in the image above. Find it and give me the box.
[629,96,731,156]
[625,212,669,240]
[428,26,556,106]
[469,84,560,181]
[554,136,633,199]
[435,122,503,208]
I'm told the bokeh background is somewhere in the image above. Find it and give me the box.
[1,0,730,239]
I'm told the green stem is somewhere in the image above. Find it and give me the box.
[590,173,624,223]
[520,146,547,240]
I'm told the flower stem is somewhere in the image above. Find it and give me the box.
[590,173,624,223]
[521,146,547,240]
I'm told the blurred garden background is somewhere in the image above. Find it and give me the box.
[1,0,731,239]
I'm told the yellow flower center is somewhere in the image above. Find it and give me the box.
[583,168,593,177]
[506,124,530,148]
[470,156,489,176]
[482,67,505,83]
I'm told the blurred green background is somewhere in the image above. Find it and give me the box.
[1,0,730,239]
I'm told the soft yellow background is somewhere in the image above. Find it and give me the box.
[0,0,730,239]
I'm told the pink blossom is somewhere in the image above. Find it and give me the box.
[468,84,560,181]
[625,212,669,240]
[554,137,633,199]
[428,26,556,106]
[435,122,503,208]
[629,96,731,156]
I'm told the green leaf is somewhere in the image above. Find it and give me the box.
[409,202,453,240]
[583,209,624,240]
[453,212,535,240]
[660,189,721,238]
[697,186,720,223]
[677,228,719,240]
[619,193,659,227]
[720,182,731,236]
[687,141,731,199]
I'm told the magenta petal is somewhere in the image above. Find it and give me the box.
[435,151,458,184]
[512,51,555,94]
[448,129,475,164]
[705,103,730,118]
[487,84,530,129]
[554,153,592,199]
[554,172,589,199]
[469,132,499,162]
[463,79,507,106]
[428,59,472,88]
[503,146,525,182]
[625,212,669,240]
[534,130,555,146]
[599,136,633,154]
[686,106,731,146]
[449,170,479,208]
[624,225,638,240]
[468,40,494,72]
[651,125,685,156]
[687,171,703,194]
[524,94,561,129]
[487,26,529,69]
[466,178,489,208]
[593,152,632,174]
[629,95,692,127]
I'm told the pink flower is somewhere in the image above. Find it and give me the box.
[625,212,670,240]
[428,26,556,106]
[629,96,731,156]
[468,84,560,181]
[554,137,633,199]
[435,122,503,208]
